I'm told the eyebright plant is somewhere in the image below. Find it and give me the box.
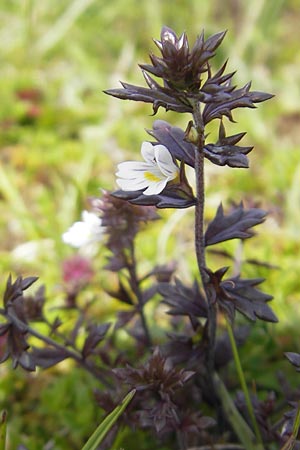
[1,26,298,450]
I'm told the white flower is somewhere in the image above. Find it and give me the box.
[116,141,179,196]
[62,211,103,248]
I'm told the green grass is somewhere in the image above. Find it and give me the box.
[0,0,300,448]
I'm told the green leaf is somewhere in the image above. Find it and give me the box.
[0,411,7,450]
[213,373,263,450]
[81,389,135,450]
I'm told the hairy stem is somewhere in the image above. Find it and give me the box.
[192,104,206,273]
[226,319,263,447]
[192,101,217,376]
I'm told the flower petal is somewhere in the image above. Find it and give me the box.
[116,161,153,179]
[116,177,150,191]
[115,142,178,196]
[155,145,178,178]
[143,179,168,195]
[141,141,156,163]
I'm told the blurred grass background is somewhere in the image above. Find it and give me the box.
[0,0,300,448]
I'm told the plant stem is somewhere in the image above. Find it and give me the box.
[28,326,112,388]
[192,103,206,273]
[280,401,300,450]
[192,101,217,375]
[128,244,152,347]
[292,401,300,438]
[213,372,258,450]
[226,318,263,447]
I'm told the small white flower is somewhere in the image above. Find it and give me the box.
[62,211,103,248]
[116,141,179,196]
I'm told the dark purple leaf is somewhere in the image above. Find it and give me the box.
[148,120,252,169]
[114,310,136,330]
[31,347,69,369]
[203,30,227,53]
[162,333,199,366]
[141,285,160,305]
[203,121,253,168]
[221,276,278,323]
[147,120,195,167]
[104,254,127,272]
[104,82,192,114]
[205,203,266,246]
[141,262,176,283]
[105,280,134,305]
[82,323,111,358]
[202,82,273,124]
[24,285,45,321]
[249,91,274,103]
[204,268,277,323]
[21,276,39,291]
[159,278,207,330]
[113,347,194,393]
[204,143,251,168]
[112,187,195,209]
[285,352,300,371]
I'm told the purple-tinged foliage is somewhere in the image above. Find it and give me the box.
[93,191,159,270]
[235,391,281,444]
[112,185,195,209]
[1,25,288,450]
[162,332,204,367]
[142,27,226,91]
[112,348,200,435]
[95,190,159,248]
[0,275,38,370]
[23,284,45,322]
[112,161,195,209]
[202,80,273,124]
[221,276,277,323]
[105,26,272,122]
[204,121,253,168]
[204,267,277,323]
[159,278,207,330]
[281,401,300,448]
[105,27,227,114]
[148,120,255,169]
[81,323,111,359]
[147,120,196,167]
[113,347,195,393]
[105,79,193,115]
[30,347,68,369]
[285,352,300,371]
[205,202,267,246]
[105,279,135,306]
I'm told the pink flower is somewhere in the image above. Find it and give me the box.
[62,255,94,290]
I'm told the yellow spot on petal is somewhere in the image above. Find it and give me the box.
[144,172,161,182]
